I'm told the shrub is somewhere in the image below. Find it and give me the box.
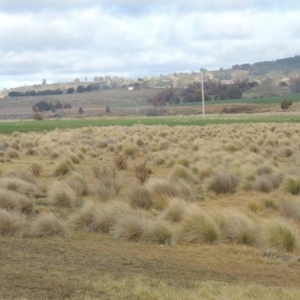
[130,186,153,210]
[281,99,293,110]
[135,161,152,184]
[30,213,65,237]
[207,173,240,194]
[264,218,299,252]
[178,209,222,244]
[114,155,128,171]
[32,112,43,121]
[0,209,25,237]
[28,163,43,177]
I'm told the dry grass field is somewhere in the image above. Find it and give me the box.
[1,122,300,299]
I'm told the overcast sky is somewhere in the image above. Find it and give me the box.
[1,0,300,89]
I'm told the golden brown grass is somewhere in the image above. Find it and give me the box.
[30,213,66,237]
[0,208,26,237]
[2,123,300,298]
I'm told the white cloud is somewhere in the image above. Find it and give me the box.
[0,1,300,89]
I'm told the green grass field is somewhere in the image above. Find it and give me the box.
[1,114,300,134]
[177,94,300,106]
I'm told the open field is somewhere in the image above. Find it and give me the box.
[1,121,300,299]
[1,88,300,120]
[1,114,300,134]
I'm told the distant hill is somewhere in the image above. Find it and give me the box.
[2,55,300,96]
[231,55,300,76]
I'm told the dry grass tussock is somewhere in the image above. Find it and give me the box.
[68,201,131,233]
[88,274,300,300]
[0,208,26,237]
[0,188,35,215]
[1,123,300,258]
[177,208,222,244]
[264,218,300,252]
[111,210,151,242]
[30,213,66,237]
[49,182,79,208]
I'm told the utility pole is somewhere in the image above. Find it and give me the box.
[201,70,205,118]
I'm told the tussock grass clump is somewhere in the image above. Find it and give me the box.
[264,218,299,252]
[280,200,300,221]
[53,159,74,176]
[123,146,139,158]
[69,201,131,233]
[142,220,174,245]
[111,211,150,242]
[206,173,240,194]
[251,174,282,193]
[6,149,19,159]
[279,147,294,158]
[30,213,65,237]
[0,177,37,195]
[162,198,188,223]
[0,209,25,237]
[49,183,78,208]
[225,212,260,246]
[0,189,36,215]
[178,209,222,244]
[282,175,300,195]
[257,165,273,175]
[93,167,124,201]
[169,165,196,184]
[147,179,194,208]
[177,157,191,168]
[130,186,153,210]
[65,175,90,197]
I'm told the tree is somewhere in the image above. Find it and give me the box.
[289,74,300,93]
[74,78,80,83]
[76,85,86,93]
[195,89,211,101]
[64,103,72,109]
[106,105,110,113]
[78,107,84,115]
[42,79,47,85]
[281,99,293,110]
[86,84,94,91]
[66,87,75,94]
[32,101,52,112]
[226,86,243,99]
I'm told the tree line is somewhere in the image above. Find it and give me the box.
[32,101,72,112]
[148,79,245,106]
